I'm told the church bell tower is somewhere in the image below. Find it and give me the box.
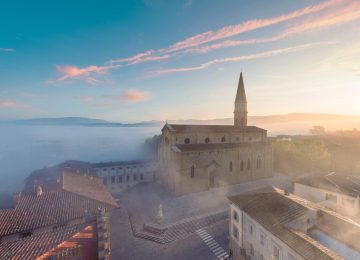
[234,72,247,127]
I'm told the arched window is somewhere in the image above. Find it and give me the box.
[229,161,233,172]
[205,137,210,143]
[184,138,190,144]
[221,136,226,142]
[240,160,244,171]
[247,159,251,170]
[190,165,195,178]
[165,137,169,145]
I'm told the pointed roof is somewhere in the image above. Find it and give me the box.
[235,72,247,103]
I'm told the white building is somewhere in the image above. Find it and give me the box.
[228,186,360,260]
[94,160,157,193]
[294,173,360,218]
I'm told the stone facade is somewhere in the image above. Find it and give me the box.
[94,160,157,194]
[158,73,273,195]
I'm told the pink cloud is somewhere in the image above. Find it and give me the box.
[54,64,119,84]
[105,89,152,103]
[160,0,342,54]
[149,41,335,76]
[107,0,342,66]
[0,99,27,109]
[164,1,360,57]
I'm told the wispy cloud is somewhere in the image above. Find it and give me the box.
[105,88,152,103]
[0,48,15,52]
[52,64,120,84]
[149,42,336,76]
[183,2,360,55]
[52,0,351,82]
[108,0,341,66]
[0,99,27,109]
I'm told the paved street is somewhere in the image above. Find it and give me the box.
[110,208,230,260]
[109,175,291,259]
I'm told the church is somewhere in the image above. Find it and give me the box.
[158,73,273,195]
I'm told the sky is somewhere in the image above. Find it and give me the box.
[0,0,360,122]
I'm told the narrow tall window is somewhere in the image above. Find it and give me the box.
[190,165,195,178]
[229,161,233,172]
[240,160,244,171]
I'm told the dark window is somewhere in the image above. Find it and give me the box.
[184,138,190,144]
[191,165,195,178]
[21,231,32,238]
[247,159,251,170]
[205,137,210,143]
[240,161,244,171]
[140,174,144,180]
[112,168,115,170]
[229,161,233,172]
[103,177,107,185]
[119,176,123,183]
[221,136,226,142]
[165,137,169,145]
[134,174,137,181]
[126,175,130,182]
[233,210,238,221]
[233,225,239,239]
[111,176,115,184]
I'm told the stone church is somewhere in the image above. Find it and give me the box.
[158,73,273,195]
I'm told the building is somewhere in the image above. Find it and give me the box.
[228,187,360,260]
[158,73,273,195]
[0,166,117,259]
[294,173,360,218]
[94,160,158,193]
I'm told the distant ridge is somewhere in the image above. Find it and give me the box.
[3,117,162,127]
[1,113,360,135]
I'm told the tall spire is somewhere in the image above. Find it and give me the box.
[235,72,247,103]
[234,72,248,127]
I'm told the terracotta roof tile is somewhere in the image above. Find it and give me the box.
[0,222,96,259]
[0,190,114,237]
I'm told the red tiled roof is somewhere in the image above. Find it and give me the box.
[62,171,118,207]
[0,190,114,237]
[0,222,97,259]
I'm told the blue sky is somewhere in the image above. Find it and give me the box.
[1,0,360,122]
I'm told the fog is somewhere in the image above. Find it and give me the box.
[0,125,160,194]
